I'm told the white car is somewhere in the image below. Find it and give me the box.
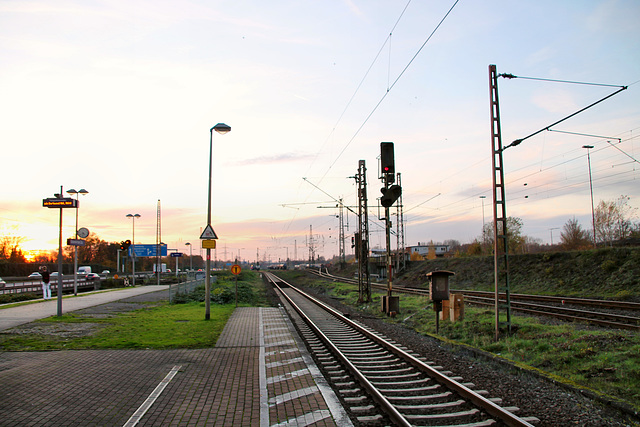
[28,272,42,278]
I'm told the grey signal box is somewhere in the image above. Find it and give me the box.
[427,270,455,302]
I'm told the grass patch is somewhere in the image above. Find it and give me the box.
[0,269,269,351]
[0,302,235,351]
[277,271,640,410]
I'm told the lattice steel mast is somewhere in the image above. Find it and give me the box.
[356,160,371,303]
[489,64,512,340]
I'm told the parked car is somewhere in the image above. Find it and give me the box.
[101,270,110,274]
[28,272,42,278]
[86,273,100,281]
[0,277,5,287]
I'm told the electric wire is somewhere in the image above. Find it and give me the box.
[319,0,461,182]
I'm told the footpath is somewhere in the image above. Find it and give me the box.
[0,286,351,426]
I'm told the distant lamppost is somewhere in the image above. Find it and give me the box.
[549,227,560,246]
[185,242,193,272]
[479,195,487,246]
[205,123,231,320]
[479,195,487,228]
[126,214,141,286]
[582,145,597,248]
[67,188,88,295]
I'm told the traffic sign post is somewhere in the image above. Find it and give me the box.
[200,222,219,320]
[231,264,241,308]
[67,239,86,246]
[202,240,216,249]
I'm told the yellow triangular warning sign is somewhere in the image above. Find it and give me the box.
[200,224,218,239]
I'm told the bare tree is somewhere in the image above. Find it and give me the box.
[560,217,591,250]
[480,216,525,254]
[594,195,637,246]
[0,234,25,260]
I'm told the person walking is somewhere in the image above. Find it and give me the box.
[40,266,51,300]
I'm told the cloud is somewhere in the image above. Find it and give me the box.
[233,152,315,166]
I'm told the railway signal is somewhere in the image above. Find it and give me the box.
[380,184,402,208]
[120,240,131,252]
[380,142,395,182]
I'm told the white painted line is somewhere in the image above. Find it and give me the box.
[266,368,310,384]
[265,339,296,347]
[265,348,298,357]
[264,332,295,339]
[268,386,319,407]
[265,356,304,369]
[259,308,270,427]
[269,409,332,427]
[123,365,182,427]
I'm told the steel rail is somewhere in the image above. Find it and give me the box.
[265,271,535,427]
[264,272,411,426]
[311,269,640,312]
[456,290,640,311]
[465,296,640,331]
[309,269,640,329]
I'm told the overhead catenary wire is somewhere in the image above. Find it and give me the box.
[500,73,628,149]
[319,0,461,182]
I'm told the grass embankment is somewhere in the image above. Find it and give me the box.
[278,270,640,411]
[399,246,640,300]
[0,271,268,352]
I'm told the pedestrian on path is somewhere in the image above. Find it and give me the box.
[40,266,51,300]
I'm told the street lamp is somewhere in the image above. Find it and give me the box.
[67,188,88,296]
[185,242,193,272]
[479,195,487,248]
[582,145,597,248]
[126,214,141,286]
[205,123,231,320]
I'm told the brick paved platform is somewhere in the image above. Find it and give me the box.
[0,305,351,426]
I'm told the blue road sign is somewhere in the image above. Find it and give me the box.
[170,252,183,257]
[129,244,168,257]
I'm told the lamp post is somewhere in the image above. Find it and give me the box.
[126,214,141,286]
[67,188,88,296]
[582,145,597,248]
[205,123,231,320]
[185,242,193,273]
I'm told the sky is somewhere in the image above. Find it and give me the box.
[1,0,639,263]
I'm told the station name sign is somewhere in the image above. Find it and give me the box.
[43,198,78,208]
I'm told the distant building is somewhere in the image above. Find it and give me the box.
[406,242,449,259]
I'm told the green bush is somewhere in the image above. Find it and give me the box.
[173,281,259,305]
[601,259,618,273]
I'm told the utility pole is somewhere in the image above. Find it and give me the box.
[355,160,371,303]
[489,64,512,340]
[156,199,161,286]
[395,173,405,273]
[338,198,345,267]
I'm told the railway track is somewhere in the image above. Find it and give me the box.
[307,269,640,331]
[264,271,538,426]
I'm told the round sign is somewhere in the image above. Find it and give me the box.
[231,264,241,275]
[77,227,90,238]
